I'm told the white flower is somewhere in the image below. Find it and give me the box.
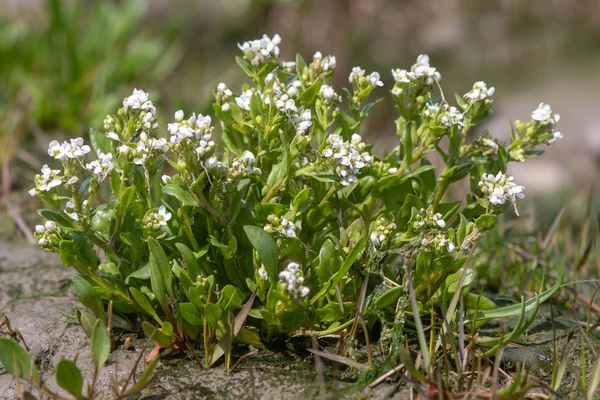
[424,103,464,128]
[433,213,445,228]
[370,232,381,248]
[322,133,372,186]
[464,81,495,103]
[238,33,281,65]
[320,85,341,104]
[258,266,268,280]
[278,262,309,298]
[391,68,414,84]
[548,131,563,144]
[85,152,114,183]
[222,103,230,112]
[106,132,120,141]
[348,66,365,83]
[154,205,172,226]
[48,138,90,160]
[531,103,559,126]
[175,110,184,121]
[235,90,253,111]
[411,54,441,84]
[32,164,63,193]
[168,111,213,156]
[217,83,232,96]
[369,72,384,87]
[323,55,336,71]
[479,172,525,215]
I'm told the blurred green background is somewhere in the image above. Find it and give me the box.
[1,0,599,199]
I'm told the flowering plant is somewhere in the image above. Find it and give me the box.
[30,34,563,367]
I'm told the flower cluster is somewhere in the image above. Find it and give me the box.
[216,83,233,111]
[478,172,525,214]
[122,89,158,132]
[264,215,297,238]
[320,85,342,104]
[311,51,337,72]
[238,33,281,66]
[85,152,114,183]
[168,111,215,156]
[531,103,563,144]
[30,165,62,196]
[413,209,446,231]
[370,217,397,249]
[278,262,309,299]
[48,138,91,161]
[322,134,372,186]
[392,54,441,87]
[229,151,261,179]
[145,205,172,231]
[423,103,465,128]
[34,221,60,247]
[348,67,384,88]
[463,81,495,104]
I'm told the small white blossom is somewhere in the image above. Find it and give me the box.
[238,33,281,66]
[369,72,384,87]
[464,81,495,103]
[235,90,253,111]
[278,262,309,299]
[258,266,268,280]
[48,138,90,160]
[153,206,172,227]
[479,172,525,215]
[348,66,365,83]
[320,85,342,104]
[322,133,372,186]
[531,103,559,126]
[391,68,414,84]
[85,152,114,183]
[412,54,441,84]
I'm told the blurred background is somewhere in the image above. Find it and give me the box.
[1,0,599,235]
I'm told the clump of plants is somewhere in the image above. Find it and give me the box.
[25,34,565,376]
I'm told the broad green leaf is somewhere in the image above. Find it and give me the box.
[310,236,366,304]
[244,226,278,278]
[149,237,174,299]
[293,188,314,214]
[176,243,201,280]
[39,209,74,229]
[301,80,322,104]
[475,214,496,231]
[56,359,83,399]
[89,127,114,155]
[218,285,244,311]
[162,184,199,207]
[0,338,39,383]
[179,302,203,326]
[203,303,222,324]
[72,276,106,323]
[116,186,136,216]
[235,55,254,78]
[90,319,110,371]
[130,287,162,324]
[142,321,172,348]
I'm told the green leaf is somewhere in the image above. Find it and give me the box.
[149,237,173,299]
[72,276,106,323]
[475,214,496,231]
[179,302,203,326]
[467,278,562,323]
[209,291,256,367]
[218,285,244,311]
[293,188,314,214]
[90,319,110,371]
[162,184,199,207]
[176,243,201,280]
[203,303,222,324]
[375,286,404,309]
[39,209,74,229]
[56,359,83,399]
[301,80,322,104]
[310,236,366,304]
[130,287,162,324]
[235,55,255,78]
[141,321,172,348]
[116,186,136,216]
[89,128,114,156]
[0,338,39,383]
[244,226,278,278]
